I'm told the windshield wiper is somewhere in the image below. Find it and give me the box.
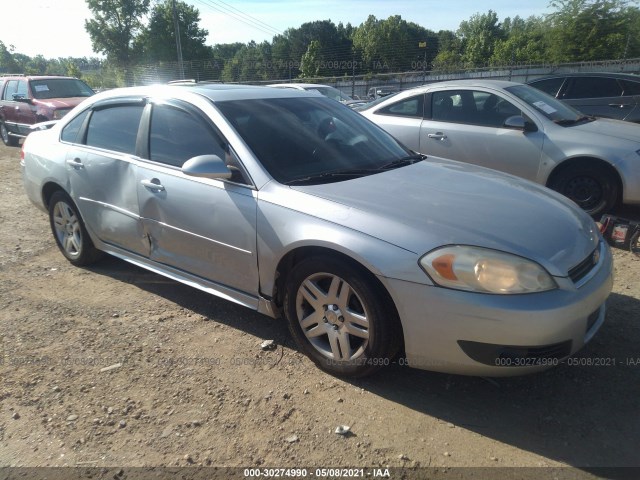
[554,115,595,126]
[377,154,426,170]
[284,168,379,186]
[284,154,426,186]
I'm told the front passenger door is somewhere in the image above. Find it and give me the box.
[136,100,259,299]
[420,89,544,181]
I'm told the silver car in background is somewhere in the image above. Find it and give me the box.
[360,79,640,218]
[21,84,612,377]
[267,83,354,104]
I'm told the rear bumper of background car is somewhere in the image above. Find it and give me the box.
[382,242,614,376]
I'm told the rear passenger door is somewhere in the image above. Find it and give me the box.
[64,98,148,256]
[560,76,632,120]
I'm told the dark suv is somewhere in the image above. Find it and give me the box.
[0,75,94,146]
[527,72,640,123]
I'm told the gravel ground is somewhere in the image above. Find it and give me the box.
[1,141,639,480]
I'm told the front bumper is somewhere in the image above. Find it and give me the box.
[382,242,614,376]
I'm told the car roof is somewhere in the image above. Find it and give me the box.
[267,83,333,89]
[397,79,522,94]
[84,83,322,104]
[528,72,640,82]
[0,75,79,80]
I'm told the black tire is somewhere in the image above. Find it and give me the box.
[48,191,103,266]
[283,256,401,377]
[548,164,618,218]
[0,122,19,147]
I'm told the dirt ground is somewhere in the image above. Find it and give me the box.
[1,141,639,479]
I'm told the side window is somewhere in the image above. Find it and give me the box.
[530,78,565,97]
[377,95,424,118]
[16,80,28,99]
[85,105,144,154]
[475,92,521,127]
[621,80,640,96]
[431,90,479,124]
[149,104,225,168]
[3,80,18,100]
[564,77,622,99]
[431,91,458,122]
[61,109,90,143]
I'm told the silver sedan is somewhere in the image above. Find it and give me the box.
[360,79,640,218]
[21,84,612,377]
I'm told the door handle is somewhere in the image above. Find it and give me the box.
[66,158,84,169]
[140,179,165,192]
[608,103,631,108]
[427,132,447,140]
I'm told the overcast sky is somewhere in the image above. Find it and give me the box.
[3,0,553,59]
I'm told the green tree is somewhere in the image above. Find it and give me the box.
[279,20,353,77]
[85,0,151,85]
[135,0,211,63]
[457,10,505,67]
[431,30,464,72]
[300,40,321,78]
[0,41,19,73]
[491,16,547,65]
[221,41,272,82]
[546,0,637,62]
[352,15,437,72]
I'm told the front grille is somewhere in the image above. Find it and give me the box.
[568,244,599,284]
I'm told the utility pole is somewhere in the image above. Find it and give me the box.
[419,41,427,84]
[172,0,185,79]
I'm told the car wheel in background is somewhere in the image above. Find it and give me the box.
[283,256,401,377]
[549,164,618,218]
[1,122,19,147]
[48,191,103,266]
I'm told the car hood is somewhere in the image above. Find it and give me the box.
[568,117,640,143]
[290,159,599,277]
[33,97,88,109]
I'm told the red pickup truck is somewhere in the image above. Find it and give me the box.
[0,75,94,146]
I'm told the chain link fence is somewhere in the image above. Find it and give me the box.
[84,57,640,99]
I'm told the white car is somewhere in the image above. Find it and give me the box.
[360,79,640,218]
[268,83,354,104]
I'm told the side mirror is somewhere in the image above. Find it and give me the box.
[504,115,538,132]
[182,155,232,180]
[13,95,32,104]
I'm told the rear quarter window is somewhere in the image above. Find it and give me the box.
[529,78,565,97]
[61,109,90,143]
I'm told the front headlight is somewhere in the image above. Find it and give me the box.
[420,246,557,294]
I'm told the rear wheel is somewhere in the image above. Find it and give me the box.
[549,164,618,218]
[283,256,401,377]
[0,122,19,147]
[48,191,103,266]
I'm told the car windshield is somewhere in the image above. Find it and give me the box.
[215,96,414,185]
[29,78,94,100]
[505,84,583,123]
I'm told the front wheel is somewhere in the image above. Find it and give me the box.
[283,256,401,377]
[0,122,19,147]
[48,191,103,266]
[549,164,618,218]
